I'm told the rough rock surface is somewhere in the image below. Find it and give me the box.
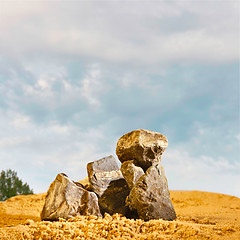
[120,160,144,189]
[41,173,102,220]
[87,155,130,215]
[126,164,176,221]
[78,176,90,190]
[98,178,130,215]
[116,129,168,170]
[87,155,123,197]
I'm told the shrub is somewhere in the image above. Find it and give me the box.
[0,169,34,201]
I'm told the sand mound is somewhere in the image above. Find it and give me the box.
[0,191,239,239]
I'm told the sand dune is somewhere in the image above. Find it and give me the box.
[0,191,239,239]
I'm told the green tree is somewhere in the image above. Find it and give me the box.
[0,169,34,201]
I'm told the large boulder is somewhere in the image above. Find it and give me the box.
[41,173,102,220]
[87,155,130,215]
[126,164,176,221]
[120,160,144,189]
[116,129,168,170]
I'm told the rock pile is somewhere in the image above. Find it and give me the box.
[41,129,176,221]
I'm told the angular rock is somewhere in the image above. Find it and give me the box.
[116,129,168,170]
[87,155,130,215]
[120,160,144,189]
[98,178,130,215]
[87,155,123,197]
[126,164,176,221]
[78,176,90,190]
[41,173,102,220]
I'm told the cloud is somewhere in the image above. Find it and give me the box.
[0,109,113,193]
[0,1,238,65]
[0,136,30,148]
[80,64,104,108]
[164,147,240,196]
[2,105,238,195]
[10,113,30,129]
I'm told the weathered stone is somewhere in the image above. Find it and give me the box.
[116,129,168,170]
[87,155,130,215]
[87,155,123,197]
[120,160,144,189]
[41,173,102,221]
[78,176,90,190]
[98,178,130,215]
[126,164,176,221]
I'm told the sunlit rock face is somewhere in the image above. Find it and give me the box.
[116,129,168,171]
[41,173,102,220]
[120,159,144,189]
[117,129,176,221]
[126,164,176,221]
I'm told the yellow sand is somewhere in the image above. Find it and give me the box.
[0,191,239,239]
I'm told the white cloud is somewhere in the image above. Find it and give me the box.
[119,73,136,88]
[236,134,240,142]
[0,136,30,148]
[80,64,102,107]
[164,147,240,197]
[0,1,238,65]
[23,72,60,98]
[37,79,50,90]
[10,114,30,129]
[49,122,69,135]
[0,108,112,193]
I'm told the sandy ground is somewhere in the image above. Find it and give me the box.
[0,190,239,239]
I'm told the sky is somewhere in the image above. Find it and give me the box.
[0,0,239,197]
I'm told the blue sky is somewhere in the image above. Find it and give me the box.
[0,0,239,197]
